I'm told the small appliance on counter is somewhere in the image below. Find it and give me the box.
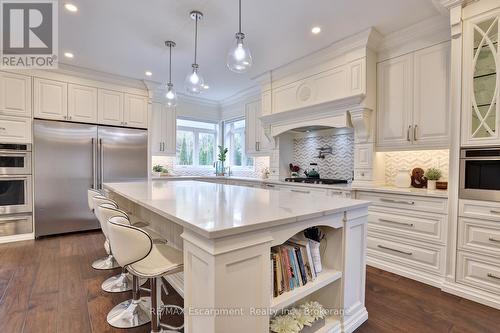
[304,162,320,179]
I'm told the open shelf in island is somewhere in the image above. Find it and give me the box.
[270,268,342,312]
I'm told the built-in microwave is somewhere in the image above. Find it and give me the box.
[0,143,31,175]
[0,175,32,214]
[460,148,500,202]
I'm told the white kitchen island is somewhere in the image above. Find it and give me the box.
[104,180,370,333]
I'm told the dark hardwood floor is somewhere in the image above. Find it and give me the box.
[0,231,499,333]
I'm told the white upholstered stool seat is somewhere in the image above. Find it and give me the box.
[90,194,120,270]
[95,204,147,293]
[107,216,184,332]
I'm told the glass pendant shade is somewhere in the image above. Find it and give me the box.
[165,83,178,107]
[184,65,204,94]
[227,33,252,73]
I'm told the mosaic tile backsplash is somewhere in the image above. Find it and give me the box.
[383,150,449,185]
[292,133,354,180]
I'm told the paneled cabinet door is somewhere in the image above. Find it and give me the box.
[163,106,176,155]
[67,84,98,123]
[0,72,32,117]
[150,102,163,154]
[413,42,450,147]
[124,94,148,129]
[98,89,123,126]
[377,54,413,148]
[34,78,68,120]
[245,100,258,155]
[462,10,500,146]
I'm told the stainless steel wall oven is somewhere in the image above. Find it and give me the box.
[460,147,500,202]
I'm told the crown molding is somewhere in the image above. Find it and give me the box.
[219,85,261,108]
[434,0,472,10]
[377,15,451,61]
[252,27,382,84]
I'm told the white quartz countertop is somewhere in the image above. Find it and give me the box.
[151,175,448,198]
[104,180,370,239]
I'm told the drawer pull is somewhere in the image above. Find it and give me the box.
[380,198,415,205]
[487,273,500,280]
[266,184,275,188]
[378,218,414,227]
[291,189,310,194]
[490,210,500,215]
[377,244,413,256]
[489,237,500,243]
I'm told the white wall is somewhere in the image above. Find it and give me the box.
[176,97,221,122]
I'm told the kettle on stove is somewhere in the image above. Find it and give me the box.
[304,163,320,179]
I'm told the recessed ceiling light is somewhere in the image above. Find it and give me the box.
[145,71,152,77]
[203,84,209,90]
[64,52,74,58]
[64,3,78,12]
[311,26,321,34]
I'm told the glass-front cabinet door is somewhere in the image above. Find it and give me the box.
[462,9,500,146]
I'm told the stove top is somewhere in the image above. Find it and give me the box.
[284,177,349,185]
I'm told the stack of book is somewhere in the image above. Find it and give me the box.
[271,239,321,298]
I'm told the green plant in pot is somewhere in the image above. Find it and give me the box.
[425,167,442,190]
[216,145,228,176]
[152,164,166,177]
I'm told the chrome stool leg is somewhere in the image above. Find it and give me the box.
[92,254,120,270]
[102,268,148,293]
[107,275,151,328]
[151,277,184,333]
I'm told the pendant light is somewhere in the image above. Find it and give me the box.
[226,0,252,73]
[185,10,205,94]
[164,40,178,107]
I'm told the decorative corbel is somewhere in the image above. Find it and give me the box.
[349,108,373,143]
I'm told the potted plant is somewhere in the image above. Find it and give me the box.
[425,167,442,190]
[289,164,300,178]
[152,164,164,177]
[216,145,228,176]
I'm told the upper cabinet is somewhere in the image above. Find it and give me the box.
[246,99,271,156]
[34,78,68,121]
[97,90,148,129]
[68,84,98,123]
[150,102,176,155]
[462,9,500,146]
[32,77,148,129]
[124,94,148,129]
[377,42,450,150]
[0,72,32,118]
[98,89,123,125]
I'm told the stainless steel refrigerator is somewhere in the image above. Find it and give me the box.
[33,119,148,237]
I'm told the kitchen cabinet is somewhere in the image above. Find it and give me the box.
[0,115,32,143]
[124,94,148,128]
[98,90,147,129]
[0,72,31,118]
[68,84,98,123]
[34,78,68,121]
[150,102,176,155]
[245,99,271,156]
[461,8,500,146]
[98,89,124,126]
[357,190,448,287]
[377,42,450,150]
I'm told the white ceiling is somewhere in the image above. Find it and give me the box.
[59,0,440,101]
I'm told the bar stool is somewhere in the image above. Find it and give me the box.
[91,195,120,270]
[107,216,184,332]
[87,188,102,212]
[96,204,147,293]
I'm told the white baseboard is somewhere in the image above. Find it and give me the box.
[442,281,500,311]
[367,257,444,288]
[342,307,368,333]
[368,257,500,311]
[0,233,34,244]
